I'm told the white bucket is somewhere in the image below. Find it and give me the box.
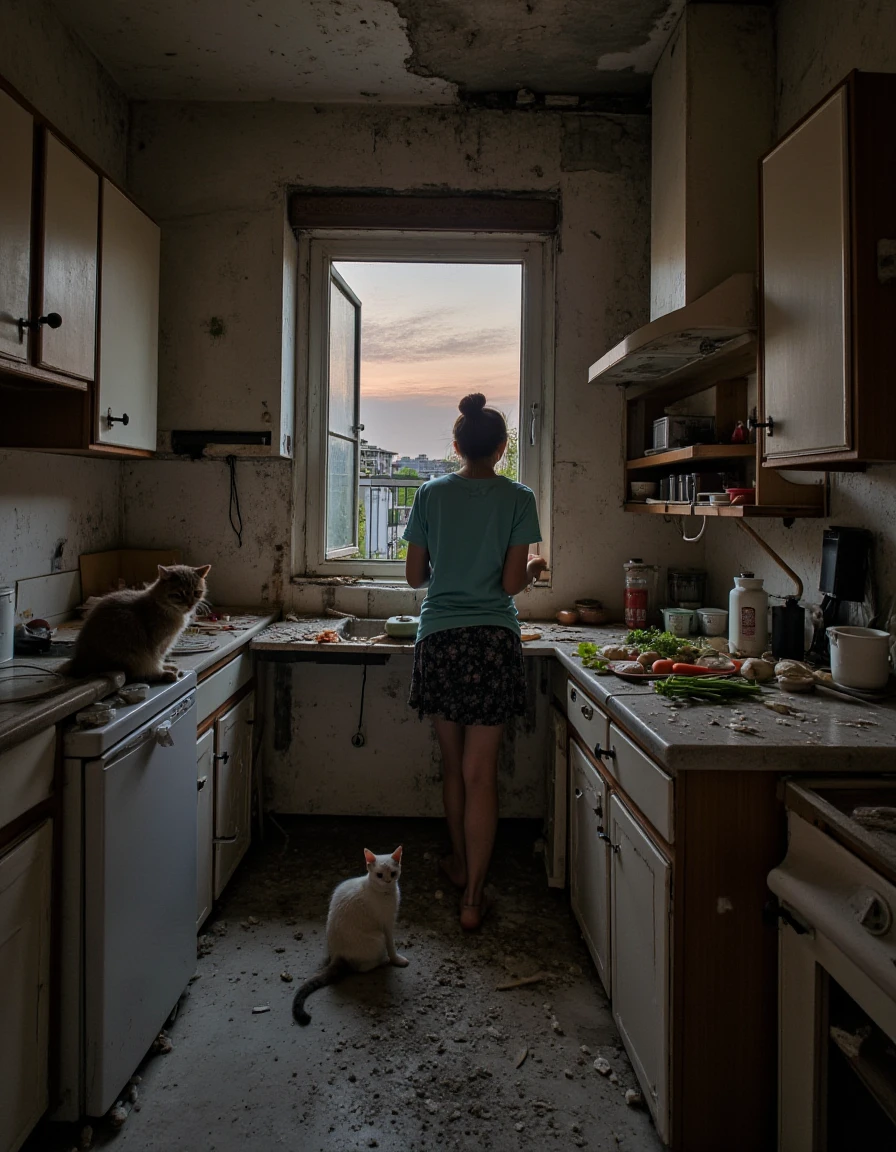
[827,626,891,690]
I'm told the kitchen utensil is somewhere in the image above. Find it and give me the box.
[827,625,891,690]
[668,568,706,609]
[629,481,658,500]
[662,607,696,636]
[385,615,419,638]
[697,607,729,636]
[729,573,768,656]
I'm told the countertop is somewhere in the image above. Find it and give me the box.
[252,618,896,773]
[0,609,277,756]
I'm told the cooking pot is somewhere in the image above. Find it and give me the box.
[385,615,420,638]
[827,625,891,690]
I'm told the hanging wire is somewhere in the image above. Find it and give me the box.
[226,455,243,547]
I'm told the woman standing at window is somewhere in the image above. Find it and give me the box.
[403,394,546,930]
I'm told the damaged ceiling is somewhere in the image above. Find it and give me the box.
[49,0,768,107]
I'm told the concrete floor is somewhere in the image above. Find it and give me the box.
[31,818,662,1152]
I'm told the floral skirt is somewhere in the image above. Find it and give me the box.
[408,625,526,726]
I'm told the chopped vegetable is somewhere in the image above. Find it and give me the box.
[577,642,611,673]
[654,676,764,701]
[671,662,719,675]
[624,629,694,658]
[652,658,675,674]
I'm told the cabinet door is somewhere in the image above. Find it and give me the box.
[0,90,33,366]
[569,742,611,994]
[610,793,671,1143]
[761,88,850,460]
[95,181,160,450]
[0,821,52,1152]
[38,133,98,381]
[213,692,253,900]
[544,708,568,888]
[196,729,214,930]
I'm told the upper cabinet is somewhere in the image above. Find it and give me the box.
[760,72,896,468]
[95,181,160,452]
[0,79,159,457]
[0,89,33,367]
[38,134,99,382]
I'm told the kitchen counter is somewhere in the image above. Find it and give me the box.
[252,618,896,773]
[0,609,278,755]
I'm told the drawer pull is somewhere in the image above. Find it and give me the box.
[197,775,208,791]
[570,688,578,703]
[580,703,594,721]
[574,787,584,799]
[595,744,616,761]
[214,751,229,764]
[597,830,620,853]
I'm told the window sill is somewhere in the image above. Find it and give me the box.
[290,575,410,588]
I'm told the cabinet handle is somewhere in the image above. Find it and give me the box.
[106,408,130,428]
[580,704,594,721]
[17,311,62,335]
[197,775,208,791]
[597,830,620,853]
[749,415,775,438]
[574,787,583,799]
[214,751,229,764]
[595,744,616,761]
[570,688,578,703]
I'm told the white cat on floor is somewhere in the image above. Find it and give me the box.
[292,846,409,1026]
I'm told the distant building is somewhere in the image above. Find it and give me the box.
[392,454,459,478]
[360,440,395,476]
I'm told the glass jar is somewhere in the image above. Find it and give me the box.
[624,560,650,630]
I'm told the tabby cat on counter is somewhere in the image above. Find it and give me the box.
[65,563,211,682]
[292,847,409,1026]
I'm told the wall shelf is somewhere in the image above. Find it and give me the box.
[624,501,825,519]
[627,443,755,472]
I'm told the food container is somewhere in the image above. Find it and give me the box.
[629,481,658,500]
[729,573,768,656]
[662,607,696,636]
[726,487,756,506]
[827,626,891,690]
[697,607,729,637]
[574,599,609,625]
[385,615,419,638]
[556,609,579,625]
[668,568,706,609]
[0,586,13,665]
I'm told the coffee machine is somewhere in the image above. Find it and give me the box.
[808,526,873,662]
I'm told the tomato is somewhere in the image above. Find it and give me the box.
[652,659,675,674]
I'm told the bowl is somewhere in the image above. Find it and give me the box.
[556,609,579,625]
[725,487,756,505]
[630,481,658,500]
[385,615,419,638]
[574,599,610,625]
[697,607,729,637]
[662,607,696,636]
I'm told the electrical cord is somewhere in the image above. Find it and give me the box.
[353,661,368,746]
[226,455,243,547]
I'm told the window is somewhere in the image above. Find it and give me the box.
[297,233,553,579]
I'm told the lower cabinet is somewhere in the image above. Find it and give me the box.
[609,793,671,1143]
[195,729,214,930]
[569,740,611,994]
[0,820,53,1152]
[212,692,254,901]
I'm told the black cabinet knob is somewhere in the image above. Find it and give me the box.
[17,311,63,334]
[106,409,130,428]
[749,415,775,437]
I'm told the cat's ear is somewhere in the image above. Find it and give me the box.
[194,564,211,578]
[391,846,403,863]
[363,848,376,865]
[157,565,172,578]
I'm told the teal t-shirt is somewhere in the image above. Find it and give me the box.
[402,474,542,641]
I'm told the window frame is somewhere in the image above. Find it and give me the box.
[295,231,554,580]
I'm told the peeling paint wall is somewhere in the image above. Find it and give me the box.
[0,0,127,593]
[703,0,896,622]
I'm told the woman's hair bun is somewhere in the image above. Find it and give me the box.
[458,392,487,417]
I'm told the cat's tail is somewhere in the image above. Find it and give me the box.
[292,958,350,1026]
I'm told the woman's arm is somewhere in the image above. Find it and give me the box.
[405,543,432,589]
[502,545,548,596]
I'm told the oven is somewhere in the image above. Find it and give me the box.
[768,779,896,1151]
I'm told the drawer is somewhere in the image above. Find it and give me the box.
[566,679,608,759]
[605,723,674,844]
[197,651,253,725]
[0,728,56,828]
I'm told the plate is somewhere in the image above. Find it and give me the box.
[610,664,738,682]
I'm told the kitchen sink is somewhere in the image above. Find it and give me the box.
[339,617,389,639]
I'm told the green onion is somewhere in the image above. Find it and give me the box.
[654,675,763,701]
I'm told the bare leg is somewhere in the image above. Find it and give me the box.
[433,717,467,889]
[459,723,504,930]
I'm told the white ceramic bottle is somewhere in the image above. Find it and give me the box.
[728,573,768,656]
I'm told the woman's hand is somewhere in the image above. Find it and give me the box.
[527,554,549,581]
[503,546,547,596]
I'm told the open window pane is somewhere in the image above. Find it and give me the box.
[325,268,361,556]
[328,272,359,438]
[326,435,357,554]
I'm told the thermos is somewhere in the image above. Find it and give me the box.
[728,573,768,656]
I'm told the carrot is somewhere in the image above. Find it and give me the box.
[671,662,714,675]
[652,658,675,674]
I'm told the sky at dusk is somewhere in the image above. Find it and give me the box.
[334,261,522,459]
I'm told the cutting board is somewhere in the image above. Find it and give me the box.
[15,570,82,626]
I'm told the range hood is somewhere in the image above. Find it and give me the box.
[587,273,756,386]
